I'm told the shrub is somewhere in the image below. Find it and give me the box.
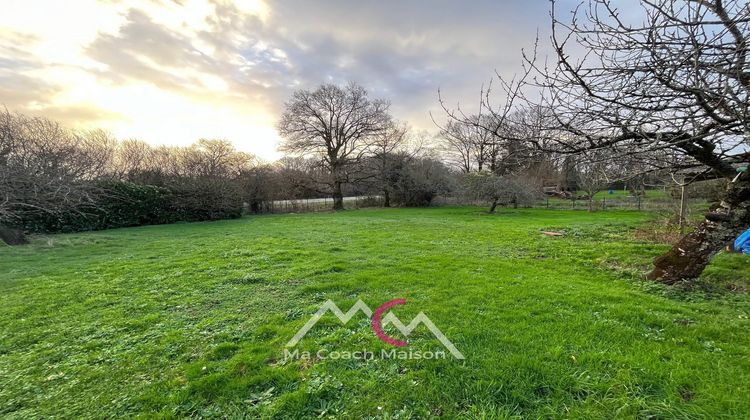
[15,179,242,234]
[16,181,171,233]
[165,178,243,221]
[391,158,454,207]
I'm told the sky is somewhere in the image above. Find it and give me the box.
[0,0,564,161]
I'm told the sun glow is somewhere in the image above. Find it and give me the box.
[0,0,279,160]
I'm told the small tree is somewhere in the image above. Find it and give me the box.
[391,157,454,207]
[464,172,540,213]
[278,82,392,210]
[239,165,278,214]
[367,122,425,207]
[576,154,611,212]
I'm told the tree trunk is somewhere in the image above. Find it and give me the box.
[489,199,499,213]
[649,174,750,284]
[0,225,29,245]
[332,180,344,211]
[383,190,391,208]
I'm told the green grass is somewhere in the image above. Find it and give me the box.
[542,189,681,211]
[1,207,749,418]
[588,189,670,199]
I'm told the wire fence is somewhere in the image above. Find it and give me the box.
[433,196,708,214]
[247,196,385,214]
[247,194,707,216]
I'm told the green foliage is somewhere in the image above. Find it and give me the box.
[14,181,168,233]
[14,179,242,234]
[1,208,748,418]
[165,178,243,222]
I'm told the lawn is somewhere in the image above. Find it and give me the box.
[584,189,668,199]
[1,207,749,418]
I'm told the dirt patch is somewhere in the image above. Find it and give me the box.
[633,219,689,244]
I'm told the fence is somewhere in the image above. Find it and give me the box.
[247,196,384,214]
[248,194,707,217]
[433,196,708,214]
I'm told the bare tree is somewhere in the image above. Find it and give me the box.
[574,149,630,211]
[114,139,152,180]
[464,171,541,213]
[273,156,327,199]
[438,114,501,173]
[438,120,475,173]
[435,1,746,281]
[440,0,749,282]
[72,129,118,179]
[0,110,98,244]
[239,164,279,214]
[525,0,750,283]
[278,82,392,210]
[0,108,266,242]
[390,156,454,207]
[183,139,255,178]
[367,121,424,207]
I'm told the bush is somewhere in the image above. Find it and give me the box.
[16,181,169,233]
[15,179,243,234]
[462,172,542,211]
[96,180,174,227]
[391,158,454,207]
[165,178,243,221]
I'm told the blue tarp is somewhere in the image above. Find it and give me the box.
[734,229,750,254]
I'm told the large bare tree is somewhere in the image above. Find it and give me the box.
[277,82,392,210]
[441,0,749,283]
[438,115,501,173]
[531,0,750,283]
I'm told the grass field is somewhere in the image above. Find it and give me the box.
[588,189,670,199]
[1,207,749,418]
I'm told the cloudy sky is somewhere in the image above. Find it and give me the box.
[0,0,567,160]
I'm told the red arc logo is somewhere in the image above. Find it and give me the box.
[371,298,407,347]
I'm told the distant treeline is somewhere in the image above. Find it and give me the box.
[0,99,688,245]
[0,110,455,243]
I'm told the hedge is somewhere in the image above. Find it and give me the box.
[14,179,243,234]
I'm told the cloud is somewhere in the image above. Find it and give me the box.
[0,0,559,160]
